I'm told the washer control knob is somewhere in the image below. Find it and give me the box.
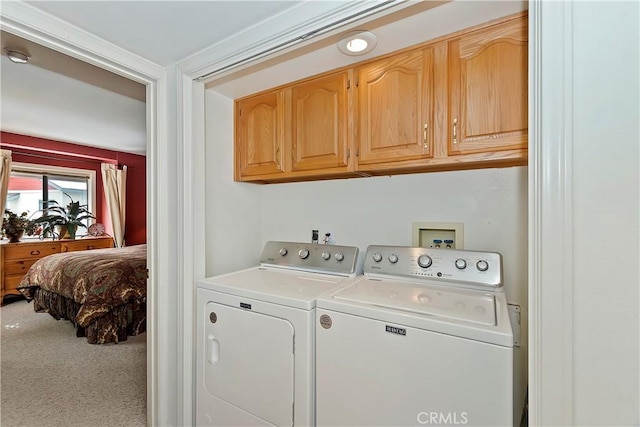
[279,248,288,256]
[322,251,331,261]
[417,255,433,268]
[298,249,310,259]
[372,253,383,263]
[476,260,489,272]
[335,252,344,262]
[388,254,399,264]
[455,258,467,270]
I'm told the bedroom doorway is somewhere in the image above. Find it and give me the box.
[1,8,168,425]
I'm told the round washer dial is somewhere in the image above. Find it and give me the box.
[417,255,433,268]
[476,260,489,271]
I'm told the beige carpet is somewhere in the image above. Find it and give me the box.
[0,299,146,427]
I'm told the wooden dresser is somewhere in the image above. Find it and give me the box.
[0,236,114,303]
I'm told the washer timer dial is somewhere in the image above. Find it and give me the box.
[455,259,467,270]
[417,255,433,268]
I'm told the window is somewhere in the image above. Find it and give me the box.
[6,163,96,237]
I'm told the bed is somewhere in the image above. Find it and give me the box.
[17,244,147,344]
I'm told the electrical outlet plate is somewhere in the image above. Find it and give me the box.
[412,222,464,249]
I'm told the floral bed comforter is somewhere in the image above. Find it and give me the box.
[18,244,147,344]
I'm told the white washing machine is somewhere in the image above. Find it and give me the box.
[196,241,360,427]
[316,245,515,427]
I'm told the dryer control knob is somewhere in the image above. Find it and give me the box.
[335,252,344,262]
[298,249,310,259]
[417,255,433,268]
[322,251,331,260]
[279,248,288,256]
[372,253,383,263]
[388,254,399,264]
[476,260,489,272]
[455,258,467,269]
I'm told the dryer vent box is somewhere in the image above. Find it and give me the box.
[412,222,464,249]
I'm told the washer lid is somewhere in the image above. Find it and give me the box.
[198,267,353,310]
[332,277,496,326]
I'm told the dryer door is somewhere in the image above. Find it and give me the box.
[204,302,295,427]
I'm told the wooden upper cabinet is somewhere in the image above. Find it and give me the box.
[289,71,351,172]
[447,14,528,156]
[357,47,435,167]
[235,90,285,180]
[234,12,528,183]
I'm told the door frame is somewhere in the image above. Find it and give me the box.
[0,4,168,425]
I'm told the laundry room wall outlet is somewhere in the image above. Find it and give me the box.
[412,222,464,249]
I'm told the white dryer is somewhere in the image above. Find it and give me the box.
[196,241,360,427]
[316,245,515,427]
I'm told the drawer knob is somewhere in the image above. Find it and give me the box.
[30,250,40,256]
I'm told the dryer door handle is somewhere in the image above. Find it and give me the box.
[207,334,219,364]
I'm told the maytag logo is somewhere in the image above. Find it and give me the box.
[385,325,406,336]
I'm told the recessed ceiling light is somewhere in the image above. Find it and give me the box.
[4,49,30,64]
[337,31,377,56]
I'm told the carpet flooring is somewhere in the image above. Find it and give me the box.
[1,299,146,427]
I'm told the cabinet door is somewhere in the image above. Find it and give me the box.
[447,15,528,156]
[357,47,435,166]
[235,90,285,180]
[290,71,350,172]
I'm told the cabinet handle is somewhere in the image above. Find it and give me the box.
[452,118,458,144]
[423,123,429,150]
[30,250,40,256]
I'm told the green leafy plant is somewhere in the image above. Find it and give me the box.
[2,209,38,241]
[32,194,95,240]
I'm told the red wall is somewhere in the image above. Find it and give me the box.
[1,132,146,245]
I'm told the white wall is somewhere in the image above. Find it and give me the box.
[571,1,639,423]
[205,90,262,276]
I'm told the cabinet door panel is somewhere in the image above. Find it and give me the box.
[358,47,434,166]
[291,72,349,172]
[448,16,528,155]
[236,91,284,178]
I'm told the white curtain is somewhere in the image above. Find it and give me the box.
[0,149,12,218]
[101,163,127,247]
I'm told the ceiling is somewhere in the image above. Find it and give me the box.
[24,1,305,67]
[2,1,307,155]
[1,1,527,156]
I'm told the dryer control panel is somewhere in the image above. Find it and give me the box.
[364,245,502,288]
[261,241,360,277]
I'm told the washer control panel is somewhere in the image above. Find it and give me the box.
[364,245,502,288]
[261,241,359,276]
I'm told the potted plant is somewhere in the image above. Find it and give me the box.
[2,209,38,243]
[32,194,95,240]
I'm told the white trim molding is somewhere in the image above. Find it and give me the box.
[528,1,574,425]
[178,0,412,80]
